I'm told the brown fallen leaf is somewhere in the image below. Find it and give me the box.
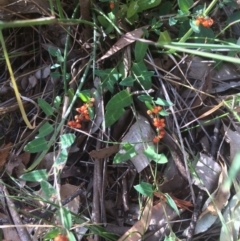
[0,143,12,171]
[118,198,152,241]
[97,25,149,62]
[89,144,119,159]
[199,161,230,219]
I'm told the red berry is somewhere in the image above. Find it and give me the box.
[54,234,69,241]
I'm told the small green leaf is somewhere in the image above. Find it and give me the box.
[106,90,132,111]
[56,49,64,63]
[50,63,61,69]
[60,133,75,148]
[55,148,68,165]
[226,11,240,25]
[127,1,139,18]
[67,231,77,241]
[169,17,177,26]
[194,26,214,44]
[37,122,54,138]
[62,207,72,230]
[44,229,60,239]
[105,90,132,127]
[164,193,180,216]
[134,41,149,62]
[48,47,59,57]
[138,95,153,102]
[138,0,162,12]
[134,182,153,197]
[189,19,200,33]
[113,143,137,163]
[24,137,48,153]
[178,0,193,13]
[95,68,121,93]
[20,169,47,182]
[144,146,168,164]
[50,71,61,79]
[120,76,135,86]
[38,98,54,116]
[132,61,153,89]
[79,90,91,102]
[54,96,61,109]
[40,180,56,200]
[88,107,94,120]
[158,30,171,43]
[155,97,173,106]
[145,101,154,111]
[159,110,169,116]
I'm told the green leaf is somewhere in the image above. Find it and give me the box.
[105,90,132,127]
[24,137,48,153]
[169,17,177,26]
[145,101,153,111]
[44,228,60,239]
[158,30,171,43]
[134,182,153,197]
[127,1,139,18]
[37,122,54,138]
[106,90,132,111]
[60,133,75,148]
[62,207,72,230]
[56,49,64,63]
[132,61,154,89]
[155,97,173,106]
[38,98,54,117]
[134,41,149,62]
[105,108,125,127]
[40,180,56,200]
[194,26,214,44]
[164,193,180,216]
[54,96,61,109]
[223,151,240,191]
[138,95,153,102]
[144,146,168,164]
[20,169,47,182]
[178,0,193,13]
[120,76,135,86]
[50,71,61,79]
[67,231,77,241]
[48,47,60,57]
[55,148,68,165]
[189,19,200,33]
[88,107,94,120]
[95,68,121,93]
[113,143,137,163]
[50,63,61,69]
[226,11,240,25]
[159,109,169,116]
[79,90,91,102]
[138,0,162,12]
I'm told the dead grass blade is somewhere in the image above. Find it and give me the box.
[181,101,224,128]
[118,198,152,241]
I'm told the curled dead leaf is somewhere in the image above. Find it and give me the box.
[199,161,230,219]
[97,26,149,62]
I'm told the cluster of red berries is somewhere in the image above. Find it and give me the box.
[195,16,214,28]
[68,98,95,129]
[147,106,166,143]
